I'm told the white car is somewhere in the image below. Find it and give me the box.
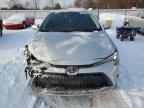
[24,9,119,95]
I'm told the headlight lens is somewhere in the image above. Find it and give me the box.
[93,51,119,67]
[111,51,119,65]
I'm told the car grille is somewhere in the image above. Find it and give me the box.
[33,73,113,90]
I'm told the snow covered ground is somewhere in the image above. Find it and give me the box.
[0,14,144,108]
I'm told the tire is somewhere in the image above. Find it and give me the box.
[120,36,124,41]
[23,22,26,29]
[116,34,120,39]
[0,29,2,36]
[130,36,134,41]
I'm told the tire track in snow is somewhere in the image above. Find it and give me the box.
[4,62,32,108]
[112,89,130,108]
[32,95,48,108]
[0,56,47,108]
[86,89,130,108]
[1,57,132,108]
[1,56,36,108]
[1,59,28,108]
[32,89,130,108]
[16,80,33,108]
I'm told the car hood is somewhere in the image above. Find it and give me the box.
[3,18,24,24]
[28,31,115,65]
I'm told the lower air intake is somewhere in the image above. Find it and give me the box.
[33,73,113,91]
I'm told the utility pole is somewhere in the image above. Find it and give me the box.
[108,2,109,9]
[141,0,144,8]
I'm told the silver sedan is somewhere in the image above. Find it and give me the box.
[24,9,119,95]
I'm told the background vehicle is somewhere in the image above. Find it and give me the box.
[3,13,35,29]
[116,27,136,41]
[0,16,3,36]
[127,16,144,34]
[24,9,119,95]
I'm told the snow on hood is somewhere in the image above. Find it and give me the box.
[3,18,24,24]
[28,31,115,65]
[3,15,25,24]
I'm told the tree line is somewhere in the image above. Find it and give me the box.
[5,0,62,10]
[3,0,144,10]
[74,0,144,9]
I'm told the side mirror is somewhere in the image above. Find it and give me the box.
[32,24,40,30]
[103,23,111,29]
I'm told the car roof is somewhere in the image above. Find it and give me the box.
[51,8,91,14]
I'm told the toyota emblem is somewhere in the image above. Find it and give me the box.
[65,66,79,75]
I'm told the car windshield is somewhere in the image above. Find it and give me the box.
[9,14,26,19]
[40,12,102,32]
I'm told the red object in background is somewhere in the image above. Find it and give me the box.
[3,13,35,29]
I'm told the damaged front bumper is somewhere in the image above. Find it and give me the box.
[31,83,115,96]
[30,72,114,96]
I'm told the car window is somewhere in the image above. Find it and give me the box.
[40,12,102,32]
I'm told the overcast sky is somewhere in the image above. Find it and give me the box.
[0,0,74,8]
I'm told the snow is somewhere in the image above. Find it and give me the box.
[0,14,144,108]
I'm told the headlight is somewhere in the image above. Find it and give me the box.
[109,51,119,65]
[93,51,119,67]
[113,52,118,60]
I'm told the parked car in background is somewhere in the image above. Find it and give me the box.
[0,16,3,36]
[3,13,35,29]
[24,9,119,95]
[127,16,144,34]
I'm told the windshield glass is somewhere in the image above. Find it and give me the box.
[9,14,26,19]
[40,12,102,32]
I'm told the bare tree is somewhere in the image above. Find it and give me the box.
[83,0,97,9]
[97,0,139,9]
[32,0,40,9]
[43,6,52,10]
[5,0,18,8]
[5,0,25,9]
[74,0,81,7]
[24,0,30,9]
[53,3,61,9]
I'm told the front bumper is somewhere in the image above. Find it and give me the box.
[29,60,119,95]
[32,84,115,96]
[32,73,113,95]
[3,23,23,29]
